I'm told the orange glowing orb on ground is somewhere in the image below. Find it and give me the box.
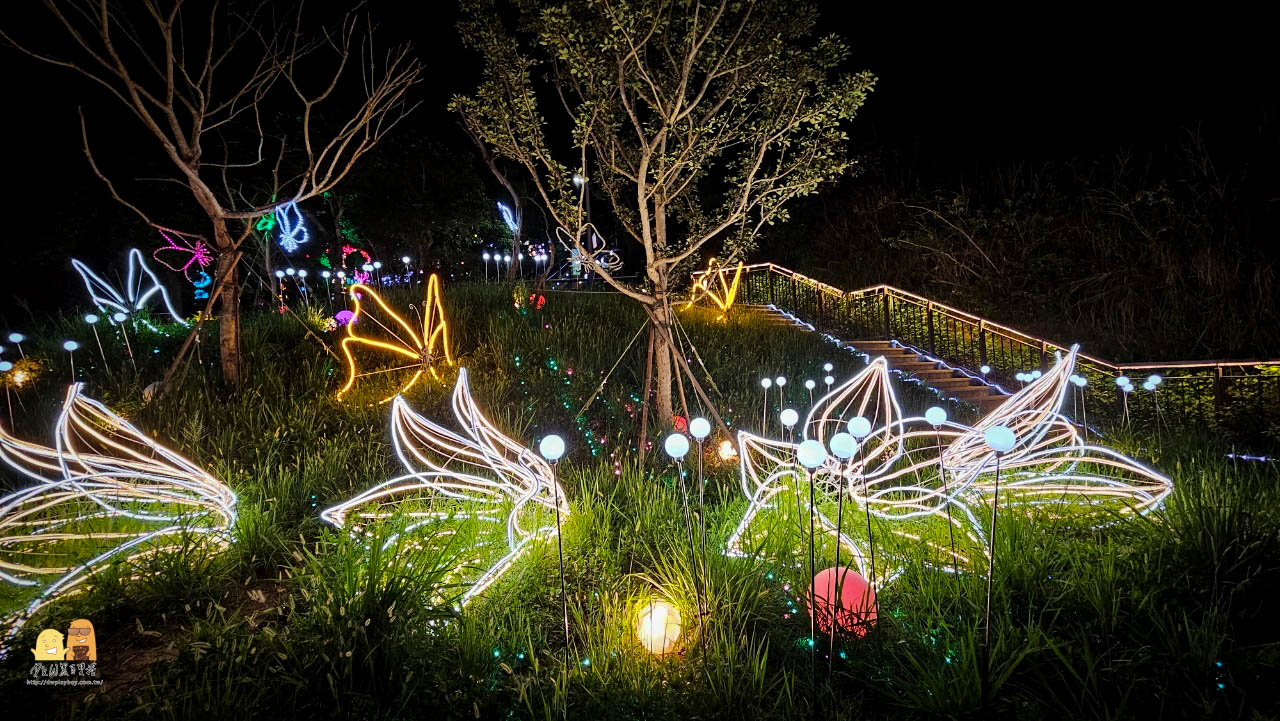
[807,567,876,636]
[636,599,682,654]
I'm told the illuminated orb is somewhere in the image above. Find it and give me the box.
[718,439,738,460]
[334,310,356,327]
[636,599,682,654]
[808,567,876,636]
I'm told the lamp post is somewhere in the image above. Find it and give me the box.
[796,438,827,711]
[538,434,570,671]
[982,425,1016,649]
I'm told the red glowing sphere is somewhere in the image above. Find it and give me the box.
[807,567,876,636]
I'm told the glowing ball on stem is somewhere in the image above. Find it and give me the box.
[823,362,833,373]
[402,256,411,264]
[84,314,99,324]
[780,408,799,429]
[689,417,711,441]
[322,270,331,279]
[1149,374,1162,386]
[285,267,295,276]
[298,269,307,278]
[809,567,876,635]
[0,361,11,372]
[483,252,491,261]
[664,433,690,459]
[1031,370,1042,379]
[538,434,566,462]
[984,425,1016,454]
[1115,376,1129,387]
[805,379,816,390]
[796,439,826,469]
[373,261,382,269]
[7,333,24,344]
[112,312,127,323]
[824,375,834,386]
[274,270,284,278]
[1142,381,1155,391]
[775,376,786,387]
[636,599,682,654]
[980,365,991,374]
[62,341,79,352]
[847,416,872,439]
[760,378,772,389]
[925,406,947,427]
[829,432,856,460]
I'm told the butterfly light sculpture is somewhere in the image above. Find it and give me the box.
[274,201,309,253]
[337,274,453,403]
[552,224,623,276]
[683,258,744,320]
[72,248,188,325]
[0,384,236,647]
[322,368,569,607]
[727,346,1172,586]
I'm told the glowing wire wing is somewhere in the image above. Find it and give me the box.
[322,368,567,606]
[0,384,235,646]
[683,258,744,319]
[71,248,187,324]
[336,274,453,402]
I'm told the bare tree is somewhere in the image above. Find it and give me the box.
[2,0,421,388]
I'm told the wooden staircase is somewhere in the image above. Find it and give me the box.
[751,306,1006,413]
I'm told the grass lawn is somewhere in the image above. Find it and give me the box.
[2,283,1278,719]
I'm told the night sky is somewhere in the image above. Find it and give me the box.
[2,3,1274,315]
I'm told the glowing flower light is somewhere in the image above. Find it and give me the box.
[321,369,569,607]
[336,274,453,402]
[0,384,235,645]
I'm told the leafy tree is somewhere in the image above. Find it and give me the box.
[453,0,875,423]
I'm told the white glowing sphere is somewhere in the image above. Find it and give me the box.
[1076,376,1089,387]
[824,375,835,385]
[285,267,296,276]
[8,333,25,343]
[483,252,491,260]
[518,253,524,260]
[796,439,827,469]
[1121,383,1133,393]
[780,408,799,428]
[322,270,331,278]
[1149,374,1163,386]
[112,312,128,322]
[504,255,512,263]
[1031,370,1042,379]
[925,406,947,426]
[373,261,382,269]
[337,271,346,278]
[62,340,79,352]
[402,256,411,264]
[1115,376,1129,387]
[1015,373,1026,382]
[760,378,772,389]
[275,270,285,278]
[636,600,681,655]
[298,269,308,278]
[847,416,872,439]
[823,362,834,372]
[362,263,373,272]
[84,314,99,324]
[775,376,786,387]
[538,434,565,461]
[829,432,857,460]
[689,417,711,440]
[984,425,1016,454]
[805,379,816,390]
[980,365,991,374]
[0,361,12,372]
[664,433,690,459]
[1142,381,1155,391]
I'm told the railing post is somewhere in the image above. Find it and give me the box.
[926,302,936,356]
[882,289,892,340]
[1039,341,1048,373]
[768,271,775,305]
[817,291,824,333]
[1214,364,1226,412]
[978,320,988,370]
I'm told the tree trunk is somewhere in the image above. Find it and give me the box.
[213,220,242,388]
[651,266,674,425]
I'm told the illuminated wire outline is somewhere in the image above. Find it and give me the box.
[275,201,309,253]
[71,248,188,325]
[321,368,569,608]
[336,274,454,402]
[0,384,235,648]
[683,258,744,320]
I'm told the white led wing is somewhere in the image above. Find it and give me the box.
[322,368,568,607]
[71,248,188,325]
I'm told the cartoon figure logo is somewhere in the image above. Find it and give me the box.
[66,619,96,661]
[30,629,66,661]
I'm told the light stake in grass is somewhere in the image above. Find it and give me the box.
[805,379,816,406]
[796,438,827,717]
[759,377,772,434]
[665,432,706,657]
[826,431,857,682]
[847,415,877,621]
[688,417,712,626]
[6,333,24,360]
[982,425,1016,649]
[539,434,571,672]
[925,406,960,579]
[0,361,13,428]
[84,315,106,363]
[321,270,334,309]
[62,341,79,383]
[111,312,137,372]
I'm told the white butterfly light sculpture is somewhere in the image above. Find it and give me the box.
[72,248,188,326]
[726,346,1172,586]
[0,384,236,648]
[322,368,569,608]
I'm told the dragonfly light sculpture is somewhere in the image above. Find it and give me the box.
[322,368,569,608]
[726,346,1173,585]
[0,384,236,647]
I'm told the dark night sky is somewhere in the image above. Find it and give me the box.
[1,2,1275,315]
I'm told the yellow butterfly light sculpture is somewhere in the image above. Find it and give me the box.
[684,258,744,320]
[337,274,454,402]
